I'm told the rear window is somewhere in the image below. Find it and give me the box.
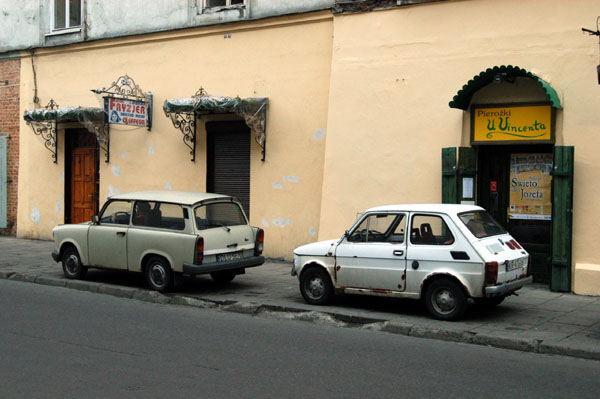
[459,211,506,238]
[194,202,247,231]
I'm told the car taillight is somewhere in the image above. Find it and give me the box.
[506,240,516,250]
[512,240,522,250]
[254,229,264,256]
[485,261,498,284]
[195,236,204,265]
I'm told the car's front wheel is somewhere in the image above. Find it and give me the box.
[145,256,173,292]
[62,247,87,280]
[424,278,467,321]
[299,267,334,305]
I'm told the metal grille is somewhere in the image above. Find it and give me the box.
[206,121,251,218]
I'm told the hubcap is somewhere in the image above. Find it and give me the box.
[150,264,166,287]
[433,288,456,314]
[65,254,79,274]
[306,276,324,300]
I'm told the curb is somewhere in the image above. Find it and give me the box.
[2,272,599,362]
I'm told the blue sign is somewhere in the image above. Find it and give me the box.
[0,136,7,228]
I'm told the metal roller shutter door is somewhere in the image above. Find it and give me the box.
[206,121,251,218]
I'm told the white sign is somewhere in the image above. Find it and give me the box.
[106,97,147,127]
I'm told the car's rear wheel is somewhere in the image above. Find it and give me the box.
[145,256,173,292]
[424,279,467,321]
[299,267,334,305]
[210,271,236,283]
[62,247,87,279]
[474,296,505,307]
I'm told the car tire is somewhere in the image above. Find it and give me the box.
[145,256,173,292]
[299,267,334,305]
[474,296,505,307]
[62,246,88,280]
[210,271,236,283]
[424,279,467,321]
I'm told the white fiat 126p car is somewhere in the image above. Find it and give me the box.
[292,204,532,320]
[52,191,265,292]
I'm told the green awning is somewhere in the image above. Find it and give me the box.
[23,106,106,124]
[449,65,562,110]
[24,106,109,163]
[163,94,268,161]
[163,96,268,139]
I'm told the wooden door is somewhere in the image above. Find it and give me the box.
[71,147,98,223]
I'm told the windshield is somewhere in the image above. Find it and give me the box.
[458,210,506,238]
[194,201,247,230]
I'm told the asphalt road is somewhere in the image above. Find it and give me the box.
[1,279,599,399]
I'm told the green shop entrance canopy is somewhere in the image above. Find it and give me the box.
[24,103,109,163]
[163,91,268,161]
[449,65,562,110]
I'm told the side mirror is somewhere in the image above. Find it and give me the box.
[92,215,99,224]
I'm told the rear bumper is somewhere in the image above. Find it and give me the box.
[485,275,533,296]
[182,256,265,275]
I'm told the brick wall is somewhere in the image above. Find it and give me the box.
[0,57,20,236]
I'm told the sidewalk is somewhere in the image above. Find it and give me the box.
[1,236,599,360]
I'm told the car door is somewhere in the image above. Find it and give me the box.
[87,199,131,269]
[335,212,407,291]
[404,212,479,293]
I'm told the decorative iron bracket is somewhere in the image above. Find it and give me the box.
[92,74,153,131]
[86,122,110,163]
[166,111,197,162]
[26,99,59,163]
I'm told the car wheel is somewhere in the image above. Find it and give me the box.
[424,279,467,321]
[299,267,334,305]
[474,296,505,307]
[61,247,87,279]
[145,256,173,292]
[210,271,236,283]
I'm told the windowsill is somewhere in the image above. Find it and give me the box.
[45,27,82,37]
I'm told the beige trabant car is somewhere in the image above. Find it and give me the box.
[292,204,532,320]
[52,191,264,291]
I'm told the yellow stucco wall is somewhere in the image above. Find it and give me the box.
[319,0,600,293]
[18,12,333,259]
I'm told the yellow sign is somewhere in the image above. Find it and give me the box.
[473,105,552,143]
[509,153,552,220]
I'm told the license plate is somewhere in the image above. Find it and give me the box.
[506,257,527,271]
[217,251,243,262]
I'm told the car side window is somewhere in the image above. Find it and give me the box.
[410,214,454,245]
[99,200,131,225]
[133,201,185,230]
[348,213,406,243]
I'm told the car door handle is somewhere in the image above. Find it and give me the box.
[116,232,126,237]
[393,250,404,256]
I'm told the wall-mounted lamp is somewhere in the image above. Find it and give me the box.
[582,17,600,85]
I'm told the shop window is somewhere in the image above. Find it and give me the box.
[51,0,81,31]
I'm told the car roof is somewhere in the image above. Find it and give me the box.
[365,203,485,214]
[108,191,232,206]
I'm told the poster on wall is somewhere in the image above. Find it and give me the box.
[509,153,553,220]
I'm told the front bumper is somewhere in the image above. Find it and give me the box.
[182,255,265,275]
[485,275,533,296]
[51,250,60,262]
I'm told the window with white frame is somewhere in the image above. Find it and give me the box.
[202,0,245,11]
[52,0,81,31]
